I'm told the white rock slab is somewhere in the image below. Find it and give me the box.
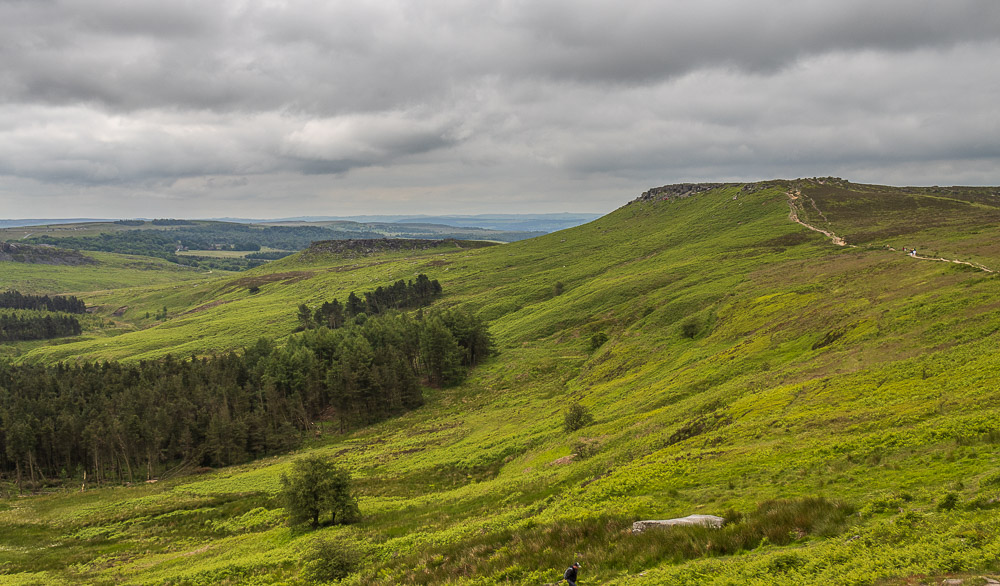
[632,514,725,533]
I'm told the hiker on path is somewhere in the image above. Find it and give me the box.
[563,562,580,585]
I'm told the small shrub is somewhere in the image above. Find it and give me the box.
[895,510,924,526]
[589,332,608,350]
[302,537,360,583]
[937,492,959,511]
[768,552,806,573]
[563,403,594,433]
[680,319,699,339]
[552,281,565,296]
[859,492,913,517]
[811,329,844,350]
[572,438,602,459]
[667,412,732,446]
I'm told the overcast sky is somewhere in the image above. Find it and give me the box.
[1,0,998,219]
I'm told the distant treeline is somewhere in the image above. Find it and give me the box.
[0,313,82,342]
[246,251,294,261]
[179,256,269,272]
[151,219,195,226]
[0,308,491,489]
[0,290,86,314]
[32,224,381,271]
[114,219,194,226]
[300,274,443,329]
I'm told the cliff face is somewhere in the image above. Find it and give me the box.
[0,241,97,265]
[631,183,734,204]
[629,181,788,205]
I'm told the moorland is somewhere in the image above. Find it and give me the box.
[2,178,1000,584]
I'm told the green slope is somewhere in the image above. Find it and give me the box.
[4,179,1000,584]
[0,249,217,296]
[0,250,227,358]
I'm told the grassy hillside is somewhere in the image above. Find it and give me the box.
[4,179,1000,584]
[0,249,218,297]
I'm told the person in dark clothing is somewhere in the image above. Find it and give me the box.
[564,562,580,585]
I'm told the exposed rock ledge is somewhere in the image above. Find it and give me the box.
[632,183,732,204]
[628,181,778,205]
[632,514,725,533]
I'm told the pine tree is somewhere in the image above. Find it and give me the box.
[419,315,463,386]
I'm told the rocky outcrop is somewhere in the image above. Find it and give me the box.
[631,514,725,533]
[628,181,783,205]
[631,183,732,204]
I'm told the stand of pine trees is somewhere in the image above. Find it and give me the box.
[0,308,491,492]
[0,290,86,314]
[0,313,82,341]
[301,274,442,330]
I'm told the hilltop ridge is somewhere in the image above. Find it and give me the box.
[630,180,784,204]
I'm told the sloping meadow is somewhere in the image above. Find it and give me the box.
[3,182,1000,584]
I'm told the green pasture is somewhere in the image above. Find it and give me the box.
[0,250,217,296]
[3,180,1000,584]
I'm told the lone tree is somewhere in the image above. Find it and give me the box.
[281,456,359,528]
[563,402,594,433]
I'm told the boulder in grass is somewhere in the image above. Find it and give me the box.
[631,514,725,533]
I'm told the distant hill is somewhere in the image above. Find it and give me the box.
[0,218,545,272]
[0,218,110,228]
[0,214,601,233]
[213,213,602,232]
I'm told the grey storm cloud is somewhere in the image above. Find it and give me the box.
[3,0,997,111]
[0,0,998,217]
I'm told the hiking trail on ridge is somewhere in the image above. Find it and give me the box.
[785,188,994,273]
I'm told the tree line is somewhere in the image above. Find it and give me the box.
[246,251,294,261]
[0,307,491,491]
[0,313,82,342]
[0,290,86,314]
[32,223,381,266]
[299,274,443,330]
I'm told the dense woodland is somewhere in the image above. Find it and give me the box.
[0,290,86,314]
[0,308,491,490]
[300,274,443,329]
[0,313,82,342]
